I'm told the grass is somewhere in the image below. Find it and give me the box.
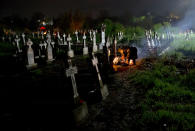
[0,41,15,56]
[128,59,195,130]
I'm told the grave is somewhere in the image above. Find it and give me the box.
[66,59,88,124]
[83,33,88,55]
[93,30,98,52]
[92,53,109,100]
[26,39,37,69]
[67,34,74,58]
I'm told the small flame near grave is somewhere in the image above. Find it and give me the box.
[129,60,134,66]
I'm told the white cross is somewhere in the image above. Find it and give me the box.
[75,30,79,43]
[66,59,79,99]
[83,32,87,47]
[92,53,104,88]
[89,30,92,41]
[67,34,72,50]
[15,35,22,52]
[41,32,44,39]
[93,31,96,45]
[22,33,26,44]
[27,39,33,48]
[63,33,67,45]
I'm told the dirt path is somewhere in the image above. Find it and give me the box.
[76,60,144,131]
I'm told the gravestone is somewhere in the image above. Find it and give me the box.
[92,30,98,52]
[67,34,74,58]
[57,32,60,39]
[15,35,22,53]
[75,30,80,43]
[58,38,63,45]
[83,33,88,55]
[26,39,37,69]
[89,30,92,41]
[41,31,44,39]
[46,34,54,62]
[66,59,88,123]
[92,53,109,100]
[32,32,35,38]
[22,33,26,45]
[99,30,106,50]
[63,33,67,45]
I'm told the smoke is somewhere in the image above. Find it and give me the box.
[176,0,195,30]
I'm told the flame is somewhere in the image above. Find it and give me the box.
[129,60,134,66]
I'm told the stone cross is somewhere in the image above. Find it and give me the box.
[92,53,104,88]
[101,30,106,45]
[66,59,79,99]
[58,38,63,45]
[93,30,97,52]
[26,39,37,68]
[83,33,87,48]
[67,34,72,51]
[41,31,44,39]
[46,34,54,62]
[106,37,110,48]
[57,32,60,39]
[63,33,67,45]
[75,30,79,43]
[15,35,22,52]
[67,34,74,58]
[32,32,35,38]
[89,30,92,41]
[83,32,88,55]
[22,33,26,45]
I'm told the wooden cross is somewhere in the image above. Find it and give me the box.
[66,59,79,99]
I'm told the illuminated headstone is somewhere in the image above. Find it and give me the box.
[75,30,80,43]
[63,33,67,45]
[67,34,74,58]
[15,35,22,53]
[83,32,88,55]
[46,34,54,62]
[93,30,98,52]
[92,53,109,100]
[22,33,26,45]
[26,39,37,69]
[66,59,79,99]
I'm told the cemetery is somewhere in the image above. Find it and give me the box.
[0,0,195,130]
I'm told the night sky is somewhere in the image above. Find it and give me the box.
[0,0,192,18]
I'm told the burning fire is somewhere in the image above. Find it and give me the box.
[113,57,134,66]
[129,60,134,66]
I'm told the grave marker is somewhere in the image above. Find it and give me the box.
[26,39,37,69]
[67,34,74,58]
[83,32,88,55]
[92,53,109,100]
